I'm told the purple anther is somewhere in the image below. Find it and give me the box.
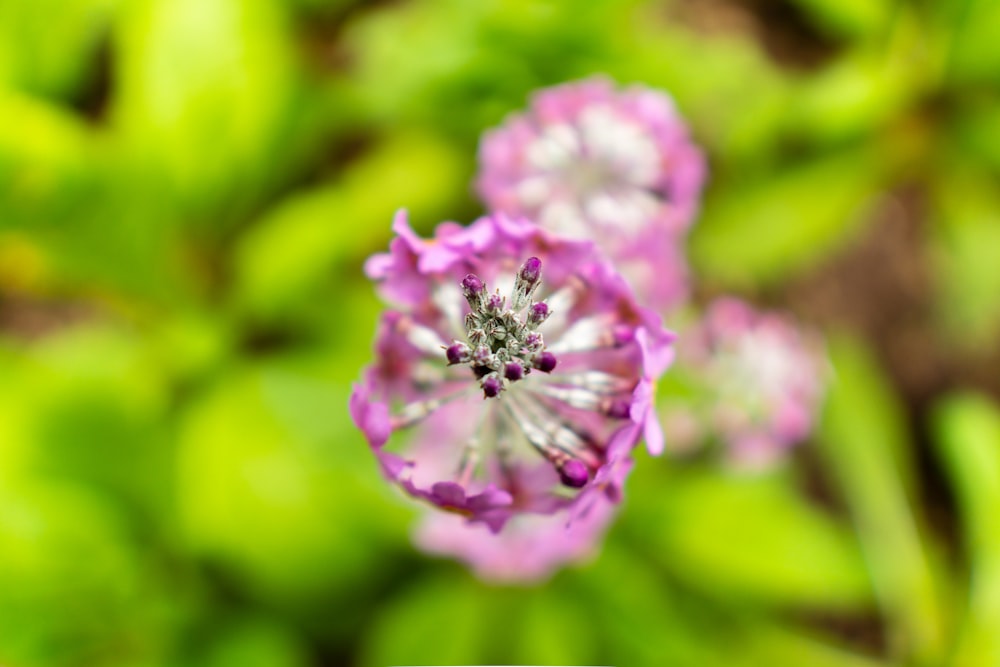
[612,324,635,347]
[534,351,557,373]
[559,460,589,488]
[525,332,543,348]
[528,302,549,326]
[445,343,468,365]
[482,375,502,398]
[486,293,504,313]
[606,399,632,419]
[504,362,524,381]
[518,257,542,284]
[473,346,492,365]
[462,274,484,295]
[462,274,486,308]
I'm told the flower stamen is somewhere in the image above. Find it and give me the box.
[447,257,558,399]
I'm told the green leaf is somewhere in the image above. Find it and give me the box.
[175,363,411,605]
[628,463,873,610]
[819,336,949,665]
[938,0,1000,85]
[928,165,1000,349]
[506,590,600,665]
[357,574,490,667]
[623,15,790,165]
[0,90,99,228]
[0,480,146,667]
[0,0,116,99]
[741,620,889,667]
[232,130,467,320]
[787,0,894,40]
[193,617,312,667]
[112,0,303,221]
[0,326,173,519]
[690,148,884,288]
[785,28,929,146]
[932,394,1000,667]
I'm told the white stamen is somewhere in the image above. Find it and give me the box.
[392,387,474,429]
[505,397,600,468]
[398,317,451,356]
[529,384,623,414]
[544,371,635,394]
[546,314,619,354]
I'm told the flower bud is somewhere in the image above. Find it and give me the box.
[558,460,589,488]
[527,302,550,327]
[534,351,557,373]
[482,375,502,398]
[446,342,470,365]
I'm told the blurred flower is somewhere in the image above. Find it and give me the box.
[351,211,673,533]
[661,298,826,466]
[476,76,706,309]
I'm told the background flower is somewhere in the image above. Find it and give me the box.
[660,298,827,466]
[476,76,706,310]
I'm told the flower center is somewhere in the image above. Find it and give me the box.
[444,257,558,399]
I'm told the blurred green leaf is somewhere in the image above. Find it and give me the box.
[176,363,411,606]
[0,326,173,520]
[112,0,305,222]
[786,21,930,146]
[625,14,790,166]
[0,91,99,227]
[233,130,467,320]
[938,0,1000,85]
[191,617,313,667]
[505,590,600,665]
[575,544,729,667]
[0,480,149,667]
[932,394,1000,667]
[0,0,115,99]
[358,574,490,667]
[628,463,873,610]
[788,0,894,40]
[578,543,881,667]
[0,93,194,300]
[820,336,950,665]
[928,164,1000,349]
[691,147,884,288]
[344,0,635,140]
[949,94,1000,174]
[740,620,887,667]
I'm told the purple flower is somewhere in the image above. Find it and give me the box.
[476,76,706,309]
[661,298,826,466]
[351,210,673,532]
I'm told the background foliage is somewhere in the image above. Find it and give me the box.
[2,0,1000,665]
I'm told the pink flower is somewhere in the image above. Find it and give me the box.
[661,298,826,465]
[476,76,706,310]
[351,210,674,533]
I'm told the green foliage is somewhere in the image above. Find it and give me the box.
[932,394,1000,667]
[820,338,951,665]
[928,163,1000,348]
[691,147,884,288]
[628,463,873,610]
[1,0,999,665]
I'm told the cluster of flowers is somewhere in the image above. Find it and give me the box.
[351,77,825,582]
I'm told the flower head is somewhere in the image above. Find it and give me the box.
[351,210,673,532]
[661,298,826,465]
[476,76,706,309]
